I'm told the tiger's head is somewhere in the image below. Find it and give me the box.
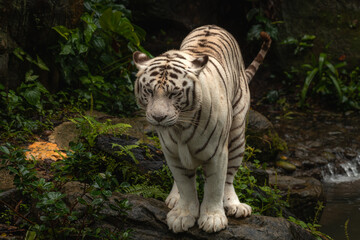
[133,51,208,127]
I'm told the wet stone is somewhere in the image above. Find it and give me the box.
[269,175,324,221]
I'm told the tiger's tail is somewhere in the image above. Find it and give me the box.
[245,32,272,84]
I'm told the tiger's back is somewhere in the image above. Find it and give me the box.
[133,25,271,233]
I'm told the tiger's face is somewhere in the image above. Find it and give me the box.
[133,51,208,127]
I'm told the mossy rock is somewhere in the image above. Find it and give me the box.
[246,110,287,162]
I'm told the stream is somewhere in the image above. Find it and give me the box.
[271,111,360,240]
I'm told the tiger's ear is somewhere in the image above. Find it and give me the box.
[133,51,150,70]
[191,55,208,75]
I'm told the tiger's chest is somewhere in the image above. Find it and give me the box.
[158,119,227,169]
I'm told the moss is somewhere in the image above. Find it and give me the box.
[246,128,287,163]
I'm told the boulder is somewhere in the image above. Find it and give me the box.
[91,192,317,240]
[96,134,165,172]
[246,109,288,162]
[269,175,324,222]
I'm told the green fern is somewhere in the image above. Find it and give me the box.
[123,184,167,200]
[112,143,139,164]
[70,114,132,147]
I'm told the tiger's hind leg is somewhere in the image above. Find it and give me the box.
[224,116,252,218]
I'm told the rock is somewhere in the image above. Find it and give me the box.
[247,109,274,130]
[96,134,165,172]
[269,175,324,222]
[0,169,14,191]
[88,192,317,240]
[0,188,21,206]
[49,121,80,149]
[276,160,296,172]
[246,110,288,162]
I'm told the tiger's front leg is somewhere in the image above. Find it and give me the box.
[198,149,228,233]
[166,160,199,233]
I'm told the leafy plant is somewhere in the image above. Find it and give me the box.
[288,216,333,240]
[112,143,139,164]
[53,0,148,115]
[300,53,346,107]
[340,67,360,110]
[246,7,282,41]
[0,70,52,141]
[281,34,316,55]
[122,183,167,200]
[0,143,132,239]
[70,114,132,147]
[13,47,50,71]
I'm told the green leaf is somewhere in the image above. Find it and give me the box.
[301,34,316,41]
[36,55,50,71]
[328,74,343,101]
[25,70,39,82]
[78,44,89,54]
[7,166,19,174]
[84,23,97,43]
[92,198,104,205]
[52,26,72,40]
[80,12,93,24]
[300,68,318,106]
[92,36,106,50]
[99,8,123,33]
[13,47,25,61]
[0,145,10,155]
[24,230,37,240]
[77,197,87,205]
[99,8,140,46]
[280,37,298,45]
[60,44,74,55]
[23,88,41,106]
[324,61,337,76]
[318,53,327,75]
[247,24,263,41]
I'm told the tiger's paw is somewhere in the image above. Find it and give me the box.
[224,184,252,218]
[165,192,180,209]
[224,201,252,218]
[166,204,198,233]
[198,209,228,233]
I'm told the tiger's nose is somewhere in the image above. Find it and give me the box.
[152,114,166,122]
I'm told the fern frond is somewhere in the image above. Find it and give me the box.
[122,184,167,200]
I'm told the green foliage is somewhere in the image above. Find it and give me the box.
[234,163,288,217]
[0,143,132,239]
[281,34,316,55]
[288,216,333,240]
[299,53,346,107]
[112,143,139,164]
[53,0,148,115]
[13,47,50,71]
[70,114,132,147]
[246,8,282,41]
[122,183,167,200]
[340,67,360,110]
[0,71,52,141]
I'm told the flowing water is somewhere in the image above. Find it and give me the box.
[271,111,360,240]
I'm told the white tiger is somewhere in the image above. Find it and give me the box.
[133,25,271,233]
